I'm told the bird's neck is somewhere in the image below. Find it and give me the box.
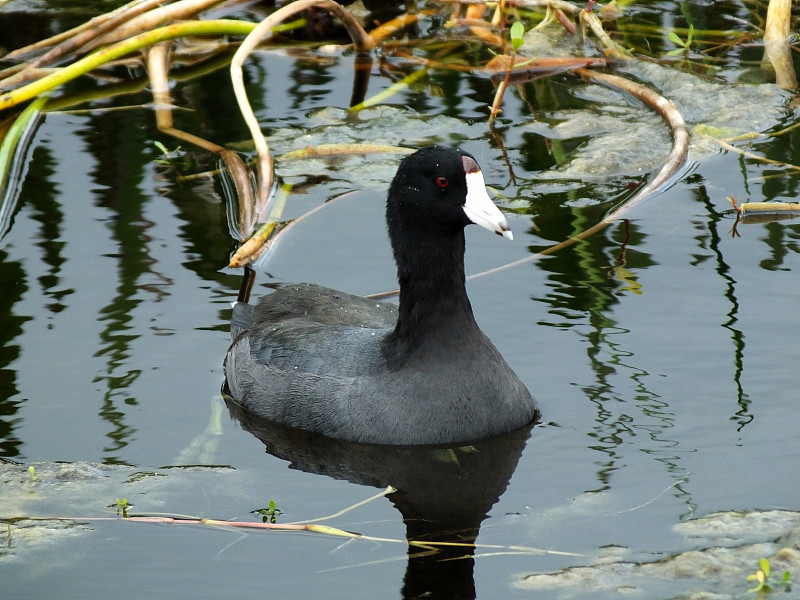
[384,231,478,360]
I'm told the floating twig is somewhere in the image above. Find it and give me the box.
[700,133,800,173]
[369,10,435,45]
[482,55,607,83]
[279,143,413,161]
[729,195,800,224]
[350,67,429,111]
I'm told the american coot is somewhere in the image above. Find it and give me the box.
[224,146,539,445]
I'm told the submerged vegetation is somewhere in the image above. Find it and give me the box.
[0,0,796,269]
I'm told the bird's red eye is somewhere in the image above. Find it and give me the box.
[436,177,450,188]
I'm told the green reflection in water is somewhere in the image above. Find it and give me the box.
[81,108,161,462]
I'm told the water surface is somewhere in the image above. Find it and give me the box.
[2,2,800,599]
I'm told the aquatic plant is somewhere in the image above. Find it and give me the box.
[488,20,526,123]
[665,24,695,57]
[252,500,283,524]
[114,497,130,518]
[747,557,792,593]
[0,0,795,287]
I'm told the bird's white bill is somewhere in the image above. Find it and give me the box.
[462,170,513,240]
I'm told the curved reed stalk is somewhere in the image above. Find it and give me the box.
[458,69,690,285]
[230,0,374,211]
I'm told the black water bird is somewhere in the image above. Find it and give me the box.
[224,146,538,445]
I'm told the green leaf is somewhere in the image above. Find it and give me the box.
[510,21,524,52]
[747,569,766,593]
[510,21,524,42]
[760,558,770,578]
[665,48,685,56]
[686,24,694,45]
[667,31,684,46]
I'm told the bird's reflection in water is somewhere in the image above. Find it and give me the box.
[226,397,534,600]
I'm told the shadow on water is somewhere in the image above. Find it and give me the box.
[226,396,533,600]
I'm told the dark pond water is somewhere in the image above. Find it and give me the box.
[2,1,800,599]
